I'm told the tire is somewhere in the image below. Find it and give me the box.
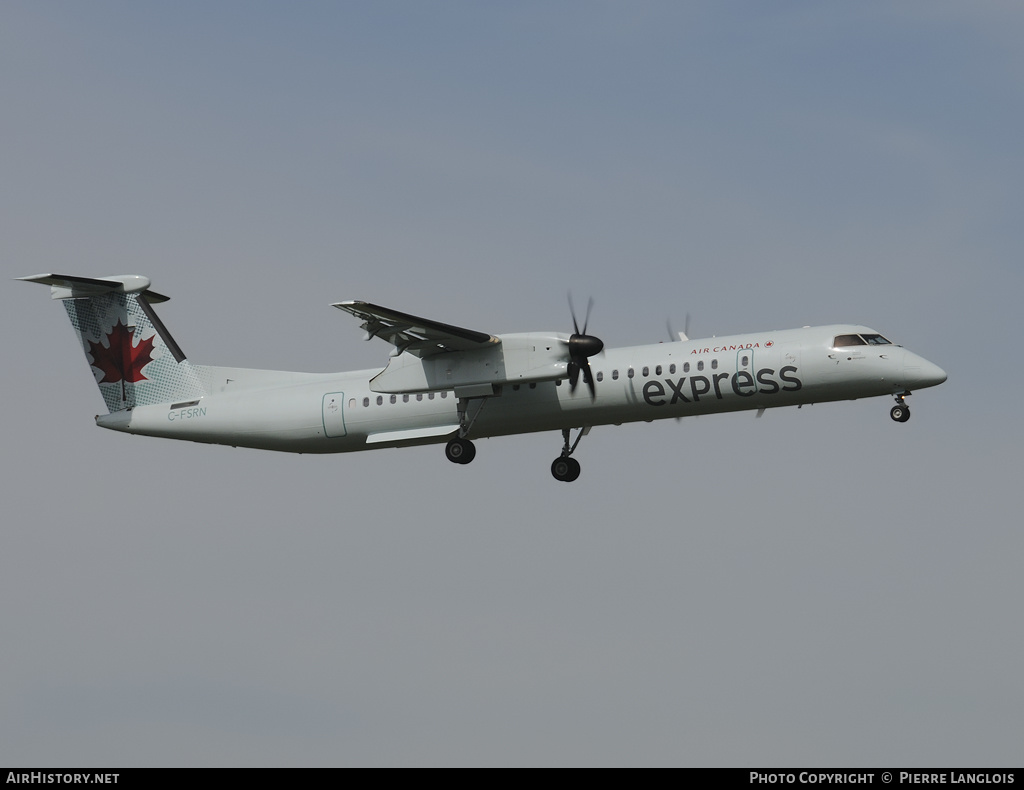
[551,457,581,482]
[446,438,476,464]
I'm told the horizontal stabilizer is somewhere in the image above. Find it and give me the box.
[17,274,170,302]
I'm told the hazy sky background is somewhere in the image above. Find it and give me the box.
[2,1,1021,766]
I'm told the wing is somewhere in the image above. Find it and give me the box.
[333,301,499,357]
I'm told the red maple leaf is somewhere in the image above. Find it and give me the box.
[88,320,156,390]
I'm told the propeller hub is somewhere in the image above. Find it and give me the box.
[569,334,603,359]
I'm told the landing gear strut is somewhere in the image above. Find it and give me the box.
[446,392,491,465]
[551,427,590,482]
[890,393,911,423]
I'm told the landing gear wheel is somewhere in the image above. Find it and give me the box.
[445,438,476,464]
[551,456,581,482]
[890,404,911,423]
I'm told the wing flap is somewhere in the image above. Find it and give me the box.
[333,301,498,357]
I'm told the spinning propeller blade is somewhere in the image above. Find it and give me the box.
[566,294,604,399]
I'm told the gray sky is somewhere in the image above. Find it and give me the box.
[2,1,1021,767]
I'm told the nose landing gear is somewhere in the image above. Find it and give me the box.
[890,393,911,423]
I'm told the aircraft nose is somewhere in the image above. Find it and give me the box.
[903,353,947,390]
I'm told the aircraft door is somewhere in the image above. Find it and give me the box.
[322,392,347,438]
[825,336,866,384]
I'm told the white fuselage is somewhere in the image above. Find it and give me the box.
[95,324,947,454]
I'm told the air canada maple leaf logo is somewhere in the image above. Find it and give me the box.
[87,320,156,399]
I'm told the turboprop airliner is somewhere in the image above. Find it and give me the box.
[19,273,947,482]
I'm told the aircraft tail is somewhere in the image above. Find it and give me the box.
[18,274,205,413]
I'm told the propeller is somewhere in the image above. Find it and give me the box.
[667,312,691,342]
[566,294,604,399]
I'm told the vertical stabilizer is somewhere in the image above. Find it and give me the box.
[19,274,205,413]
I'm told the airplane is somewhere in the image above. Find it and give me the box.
[18,273,947,482]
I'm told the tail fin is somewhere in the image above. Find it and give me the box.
[18,274,205,413]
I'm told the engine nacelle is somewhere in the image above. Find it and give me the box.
[368,332,570,393]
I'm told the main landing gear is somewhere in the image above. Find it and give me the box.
[551,456,581,482]
[445,437,476,464]
[445,393,487,465]
[551,427,590,482]
[890,393,911,423]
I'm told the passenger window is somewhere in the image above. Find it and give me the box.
[711,360,718,370]
[429,393,435,400]
[596,372,603,382]
[741,356,749,367]
[441,392,447,399]
[627,368,635,379]
[363,397,370,407]
[642,367,649,377]
[390,395,397,404]
[683,362,690,373]
[834,334,867,347]
[376,396,383,406]
[612,370,619,380]
[416,393,423,401]
[669,364,676,374]
[655,365,662,375]
[697,361,704,371]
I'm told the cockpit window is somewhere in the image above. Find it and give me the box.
[833,334,867,347]
[861,334,892,345]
